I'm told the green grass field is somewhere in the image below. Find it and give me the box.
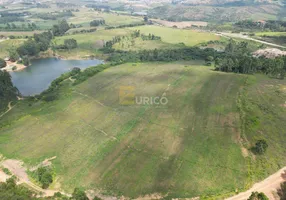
[69,9,143,27]
[53,25,220,57]
[0,62,285,198]
[0,39,25,58]
[53,28,131,58]
[128,26,220,46]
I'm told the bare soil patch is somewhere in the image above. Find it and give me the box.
[152,19,207,28]
[227,167,286,200]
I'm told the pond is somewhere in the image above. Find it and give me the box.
[10,58,103,96]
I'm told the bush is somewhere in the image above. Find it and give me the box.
[64,39,78,49]
[253,140,268,155]
[22,56,30,66]
[36,167,53,189]
[0,58,7,68]
[72,188,89,200]
[248,192,269,200]
[71,67,81,76]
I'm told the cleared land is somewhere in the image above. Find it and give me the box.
[0,62,285,198]
[128,26,220,46]
[53,25,220,57]
[151,19,208,28]
[53,28,131,58]
[69,9,143,27]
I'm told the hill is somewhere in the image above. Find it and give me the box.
[0,61,285,198]
[148,4,281,22]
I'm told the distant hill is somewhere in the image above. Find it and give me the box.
[148,2,282,22]
[176,0,281,5]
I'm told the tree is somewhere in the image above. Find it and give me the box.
[205,56,214,62]
[17,39,40,56]
[22,56,30,66]
[71,67,81,76]
[52,19,70,36]
[36,167,53,189]
[0,70,19,112]
[248,192,269,200]
[0,177,37,200]
[143,16,148,22]
[64,39,78,50]
[225,39,236,54]
[90,19,105,27]
[11,23,17,29]
[253,140,268,155]
[71,188,89,200]
[0,58,7,68]
[8,47,19,62]
[59,19,70,35]
[40,171,53,189]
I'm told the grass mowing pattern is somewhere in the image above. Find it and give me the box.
[0,62,285,198]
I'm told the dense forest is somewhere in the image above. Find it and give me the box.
[214,40,286,79]
[0,70,19,113]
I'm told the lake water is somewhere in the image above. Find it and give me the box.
[10,58,103,96]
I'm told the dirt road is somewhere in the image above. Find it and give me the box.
[0,102,14,119]
[217,32,286,49]
[1,159,65,197]
[226,167,286,200]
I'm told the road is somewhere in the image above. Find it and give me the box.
[217,32,286,49]
[1,159,68,197]
[0,102,14,119]
[226,167,286,200]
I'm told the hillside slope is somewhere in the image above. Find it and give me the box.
[0,62,285,198]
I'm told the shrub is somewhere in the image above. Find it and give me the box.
[0,58,7,68]
[22,56,30,66]
[64,39,78,49]
[253,140,268,155]
[72,188,89,200]
[248,192,269,200]
[71,67,81,76]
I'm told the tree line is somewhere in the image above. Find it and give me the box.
[214,39,286,79]
[0,70,19,112]
[0,176,101,200]
[1,22,37,31]
[234,20,286,32]
[6,19,77,64]
[32,10,74,21]
[90,19,106,27]
[107,47,219,64]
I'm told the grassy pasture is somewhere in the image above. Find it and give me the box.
[0,31,42,37]
[1,62,285,198]
[128,25,221,46]
[0,39,25,58]
[53,25,220,57]
[53,28,131,57]
[69,9,144,27]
